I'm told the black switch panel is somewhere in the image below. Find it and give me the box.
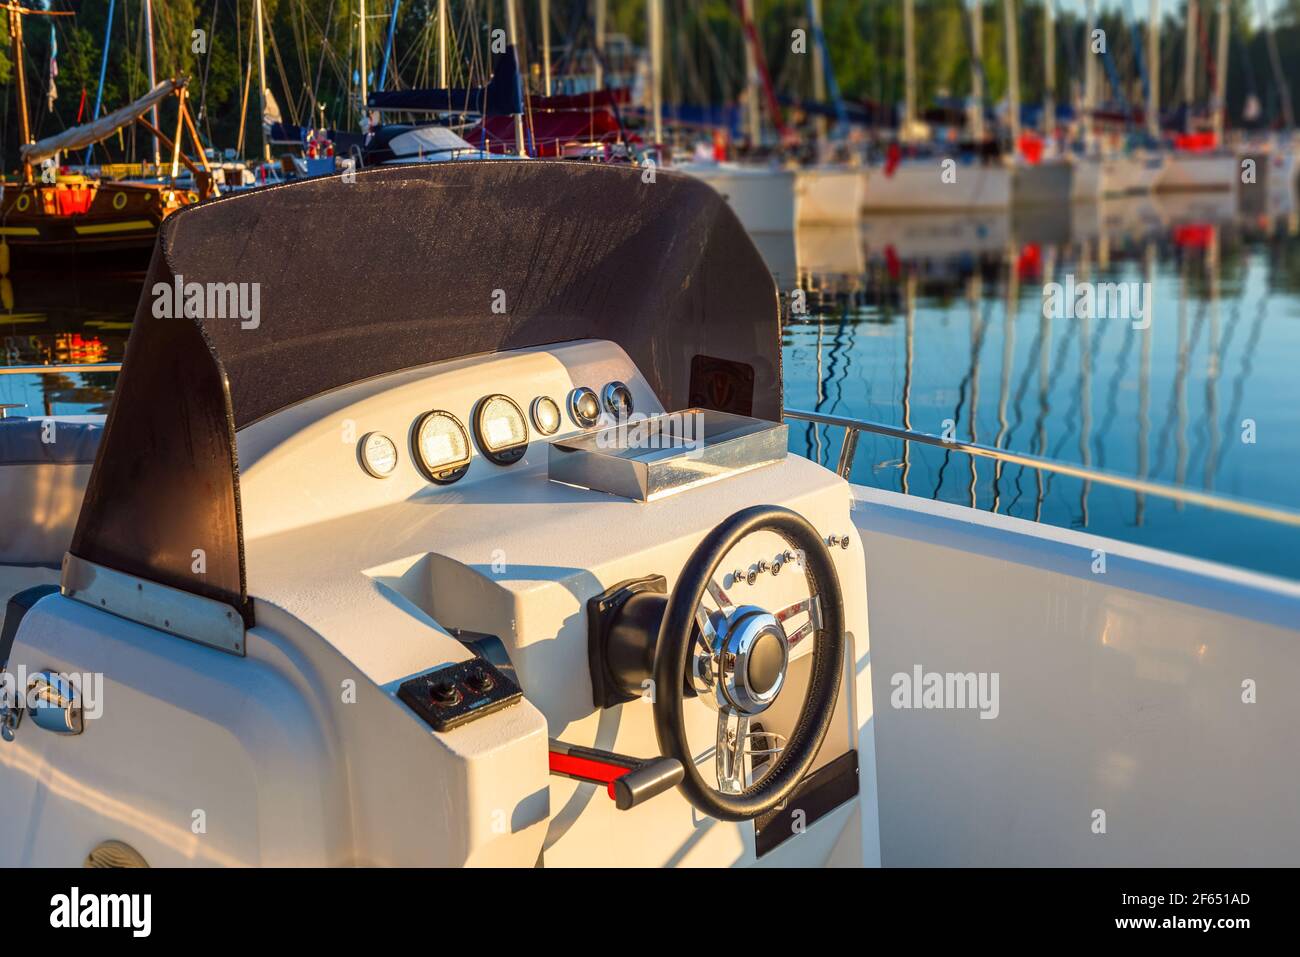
[398,658,523,732]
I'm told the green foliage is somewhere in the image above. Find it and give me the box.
[2,0,1297,174]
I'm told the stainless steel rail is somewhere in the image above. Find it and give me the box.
[0,364,123,418]
[786,408,1300,529]
[0,363,123,376]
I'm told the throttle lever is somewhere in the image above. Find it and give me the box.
[548,739,683,811]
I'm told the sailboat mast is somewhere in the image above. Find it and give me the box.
[255,0,271,162]
[1003,0,1020,145]
[811,0,828,142]
[1083,0,1096,143]
[648,0,663,147]
[359,0,369,127]
[594,0,606,89]
[1044,0,1055,140]
[969,0,984,140]
[1212,0,1228,141]
[6,1,33,182]
[1182,0,1196,130]
[85,0,117,165]
[1147,0,1160,137]
[505,0,527,156]
[145,0,160,165]
[741,0,761,145]
[439,0,449,87]
[903,0,917,139]
[542,0,552,96]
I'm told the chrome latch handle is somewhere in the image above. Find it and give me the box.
[27,672,83,735]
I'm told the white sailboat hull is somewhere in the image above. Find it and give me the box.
[1069,154,1102,201]
[1156,152,1238,192]
[797,165,865,224]
[675,162,798,232]
[860,159,1011,211]
[1011,158,1074,206]
[1101,151,1168,195]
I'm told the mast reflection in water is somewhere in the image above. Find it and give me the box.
[782,192,1300,581]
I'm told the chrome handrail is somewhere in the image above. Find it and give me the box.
[786,408,1300,529]
[0,363,123,376]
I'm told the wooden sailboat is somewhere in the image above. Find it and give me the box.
[0,4,214,272]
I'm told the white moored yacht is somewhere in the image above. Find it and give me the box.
[1,163,1297,868]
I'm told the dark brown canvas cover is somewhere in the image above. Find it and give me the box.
[70,160,782,622]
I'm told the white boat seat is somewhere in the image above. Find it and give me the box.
[0,418,102,569]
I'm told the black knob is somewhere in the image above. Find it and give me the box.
[430,680,462,707]
[464,669,495,694]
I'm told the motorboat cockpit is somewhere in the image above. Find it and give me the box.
[1,162,1297,867]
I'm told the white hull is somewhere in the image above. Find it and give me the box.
[1156,152,1238,192]
[860,159,1011,211]
[1101,151,1168,195]
[675,162,798,232]
[1068,155,1102,201]
[854,486,1300,866]
[1011,159,1073,206]
[797,165,865,225]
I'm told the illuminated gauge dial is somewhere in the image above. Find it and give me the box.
[530,395,562,436]
[568,387,602,428]
[473,394,529,466]
[412,411,471,484]
[602,381,634,419]
[358,431,399,478]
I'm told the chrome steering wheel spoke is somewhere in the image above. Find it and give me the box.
[715,711,750,794]
[775,593,822,662]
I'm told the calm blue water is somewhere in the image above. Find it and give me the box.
[780,197,1300,581]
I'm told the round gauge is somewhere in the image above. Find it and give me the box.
[602,381,634,419]
[530,395,562,435]
[473,394,529,466]
[412,411,471,484]
[358,431,399,478]
[568,387,602,428]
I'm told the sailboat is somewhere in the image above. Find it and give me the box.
[858,0,1012,212]
[666,0,801,233]
[1154,0,1236,191]
[0,4,212,271]
[1005,0,1075,206]
[790,0,866,225]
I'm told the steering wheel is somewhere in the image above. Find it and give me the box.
[652,505,845,822]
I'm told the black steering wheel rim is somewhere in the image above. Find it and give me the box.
[652,504,845,822]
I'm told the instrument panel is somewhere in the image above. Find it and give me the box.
[358,379,637,485]
[236,340,662,541]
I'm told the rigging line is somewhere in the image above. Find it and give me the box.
[263,0,300,125]
[197,0,219,130]
[310,0,339,117]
